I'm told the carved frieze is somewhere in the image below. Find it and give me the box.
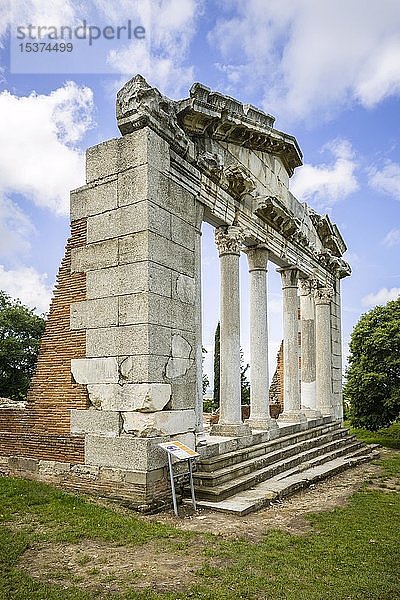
[223,164,256,199]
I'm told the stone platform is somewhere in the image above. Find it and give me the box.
[187,417,379,515]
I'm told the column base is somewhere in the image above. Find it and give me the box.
[278,410,308,424]
[246,417,280,436]
[301,407,322,418]
[210,423,252,437]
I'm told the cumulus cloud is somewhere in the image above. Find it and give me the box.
[0,265,52,314]
[107,0,200,97]
[290,140,359,208]
[368,160,400,200]
[362,287,400,307]
[209,0,400,121]
[383,228,400,247]
[0,196,35,260]
[0,82,94,216]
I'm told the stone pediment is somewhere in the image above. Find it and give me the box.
[177,83,302,177]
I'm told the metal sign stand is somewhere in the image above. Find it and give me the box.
[159,441,200,517]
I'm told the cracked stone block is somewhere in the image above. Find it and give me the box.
[165,333,194,379]
[85,435,169,470]
[87,383,171,412]
[71,358,119,384]
[174,274,195,304]
[121,409,196,437]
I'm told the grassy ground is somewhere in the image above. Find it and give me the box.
[346,421,400,449]
[1,451,400,600]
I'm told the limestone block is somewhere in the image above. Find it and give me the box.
[168,376,197,411]
[86,263,172,300]
[70,409,121,437]
[70,297,118,329]
[87,382,171,412]
[170,216,197,251]
[86,324,171,357]
[86,201,171,244]
[70,178,118,220]
[71,239,119,273]
[165,333,194,379]
[118,164,167,207]
[118,293,195,331]
[71,357,119,384]
[117,355,167,383]
[154,178,198,225]
[85,130,163,183]
[85,434,169,470]
[121,409,196,436]
[118,231,195,276]
[173,273,195,305]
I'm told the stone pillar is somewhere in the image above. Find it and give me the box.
[278,267,306,423]
[195,223,207,445]
[314,286,334,416]
[299,278,320,417]
[211,226,250,437]
[245,246,278,434]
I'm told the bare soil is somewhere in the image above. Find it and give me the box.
[19,450,398,596]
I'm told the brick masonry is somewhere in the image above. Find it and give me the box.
[0,218,89,464]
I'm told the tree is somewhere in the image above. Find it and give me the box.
[202,346,209,395]
[213,322,220,409]
[212,321,251,408]
[344,297,400,430]
[0,291,46,401]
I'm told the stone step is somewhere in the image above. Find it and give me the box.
[192,446,380,515]
[198,421,343,473]
[194,428,351,487]
[193,437,365,501]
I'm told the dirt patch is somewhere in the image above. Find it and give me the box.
[21,538,218,595]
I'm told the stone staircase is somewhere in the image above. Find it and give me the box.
[190,418,379,515]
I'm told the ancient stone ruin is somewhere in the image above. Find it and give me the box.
[0,76,377,512]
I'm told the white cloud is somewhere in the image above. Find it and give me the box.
[0,196,35,259]
[106,0,200,97]
[0,82,94,216]
[368,160,400,200]
[209,0,400,121]
[290,140,359,208]
[362,287,400,307]
[0,265,52,314]
[383,228,400,247]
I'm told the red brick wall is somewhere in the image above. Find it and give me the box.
[0,219,89,463]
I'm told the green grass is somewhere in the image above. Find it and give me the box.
[0,456,400,600]
[346,421,400,448]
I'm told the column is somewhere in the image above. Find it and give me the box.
[298,278,320,417]
[194,224,207,445]
[278,267,307,423]
[245,246,278,434]
[314,286,334,416]
[211,226,250,437]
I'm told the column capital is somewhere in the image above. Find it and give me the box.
[215,225,245,256]
[314,286,334,305]
[244,245,269,272]
[298,278,315,296]
[278,266,299,289]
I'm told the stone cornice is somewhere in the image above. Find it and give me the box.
[116,75,189,155]
[308,209,347,257]
[177,83,303,177]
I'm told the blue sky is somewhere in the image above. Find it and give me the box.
[0,0,399,385]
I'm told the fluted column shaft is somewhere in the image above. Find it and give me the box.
[245,246,278,434]
[314,287,334,416]
[278,267,306,423]
[211,226,250,437]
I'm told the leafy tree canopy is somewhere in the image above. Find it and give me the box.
[0,291,46,401]
[344,297,400,430]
